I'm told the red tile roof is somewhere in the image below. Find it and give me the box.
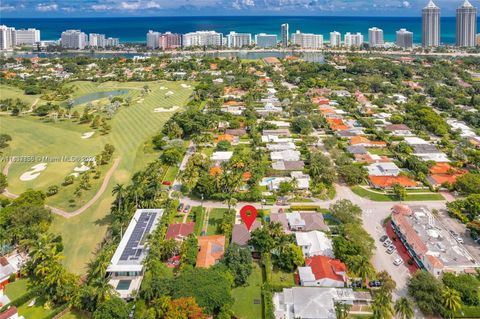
[391,207,428,255]
[304,256,347,282]
[165,222,195,241]
[196,235,225,268]
[350,136,387,147]
[0,307,18,319]
[369,176,417,188]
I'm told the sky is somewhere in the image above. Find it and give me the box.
[0,0,476,17]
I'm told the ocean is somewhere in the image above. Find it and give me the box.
[1,16,479,44]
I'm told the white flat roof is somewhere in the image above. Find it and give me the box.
[107,209,163,273]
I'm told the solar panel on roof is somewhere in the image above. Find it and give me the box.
[119,212,158,261]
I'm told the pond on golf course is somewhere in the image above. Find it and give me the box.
[73,89,130,106]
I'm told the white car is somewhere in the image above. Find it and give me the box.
[393,258,403,266]
[456,237,464,244]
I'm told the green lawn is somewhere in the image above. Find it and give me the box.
[270,268,296,289]
[191,206,205,235]
[231,263,263,319]
[163,166,179,183]
[2,81,192,274]
[17,297,54,319]
[206,208,229,235]
[4,279,29,300]
[351,186,445,201]
[60,309,91,319]
[367,148,393,156]
[0,84,42,106]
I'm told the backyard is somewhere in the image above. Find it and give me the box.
[231,263,263,319]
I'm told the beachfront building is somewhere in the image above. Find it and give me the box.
[106,37,120,47]
[329,31,341,47]
[344,32,364,48]
[106,209,164,299]
[456,0,477,47]
[89,33,106,48]
[60,30,88,49]
[477,33,480,45]
[146,30,161,49]
[182,31,223,48]
[368,27,384,47]
[390,205,479,277]
[291,31,323,49]
[0,25,16,50]
[255,33,278,48]
[14,28,40,46]
[422,0,440,47]
[159,32,182,50]
[396,28,413,48]
[226,31,252,48]
[281,23,289,47]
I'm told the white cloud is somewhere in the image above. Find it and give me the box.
[36,3,59,11]
[91,4,112,11]
[0,5,15,11]
[145,1,161,9]
[120,2,141,10]
[402,1,410,8]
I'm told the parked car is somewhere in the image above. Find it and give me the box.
[450,230,459,237]
[368,280,382,288]
[386,245,396,254]
[393,258,403,266]
[456,237,464,244]
[379,235,388,242]
[177,203,184,212]
[351,280,362,288]
[183,204,191,213]
[383,239,392,247]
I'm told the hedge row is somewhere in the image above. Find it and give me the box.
[289,205,321,211]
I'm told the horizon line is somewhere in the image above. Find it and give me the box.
[0,15,466,19]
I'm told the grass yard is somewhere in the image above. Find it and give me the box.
[17,297,55,319]
[231,263,263,319]
[206,208,229,235]
[270,268,296,289]
[163,166,179,183]
[191,206,205,235]
[60,309,91,319]
[4,279,29,300]
[367,148,393,156]
[1,81,193,274]
[351,186,445,201]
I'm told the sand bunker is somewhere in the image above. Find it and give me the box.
[74,163,90,173]
[70,172,80,178]
[81,132,95,139]
[165,91,174,97]
[20,163,47,181]
[154,106,179,113]
[181,84,191,88]
[159,86,167,90]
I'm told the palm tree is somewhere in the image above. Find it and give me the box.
[352,256,374,287]
[372,291,394,319]
[394,297,414,319]
[335,301,351,319]
[442,288,462,318]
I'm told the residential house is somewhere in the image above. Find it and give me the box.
[0,253,27,287]
[231,221,262,247]
[196,235,225,268]
[367,162,400,176]
[106,209,163,299]
[0,307,24,319]
[427,163,466,188]
[295,231,334,258]
[266,142,296,151]
[368,176,417,189]
[211,151,233,163]
[225,128,247,136]
[286,212,329,232]
[355,153,391,164]
[346,145,368,155]
[165,222,195,242]
[350,136,386,148]
[290,171,311,190]
[262,129,291,137]
[273,287,355,319]
[384,124,413,136]
[298,256,347,287]
[411,144,450,163]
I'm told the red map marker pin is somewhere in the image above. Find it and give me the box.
[240,205,257,231]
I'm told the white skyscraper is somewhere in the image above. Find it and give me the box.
[344,32,364,48]
[396,29,414,49]
[15,28,40,45]
[291,31,323,49]
[329,31,341,47]
[182,31,223,47]
[60,30,87,49]
[0,25,16,50]
[89,33,106,48]
[281,23,289,47]
[106,38,120,47]
[146,30,161,49]
[456,0,477,47]
[368,27,384,47]
[226,32,252,48]
[255,33,278,48]
[422,0,440,47]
